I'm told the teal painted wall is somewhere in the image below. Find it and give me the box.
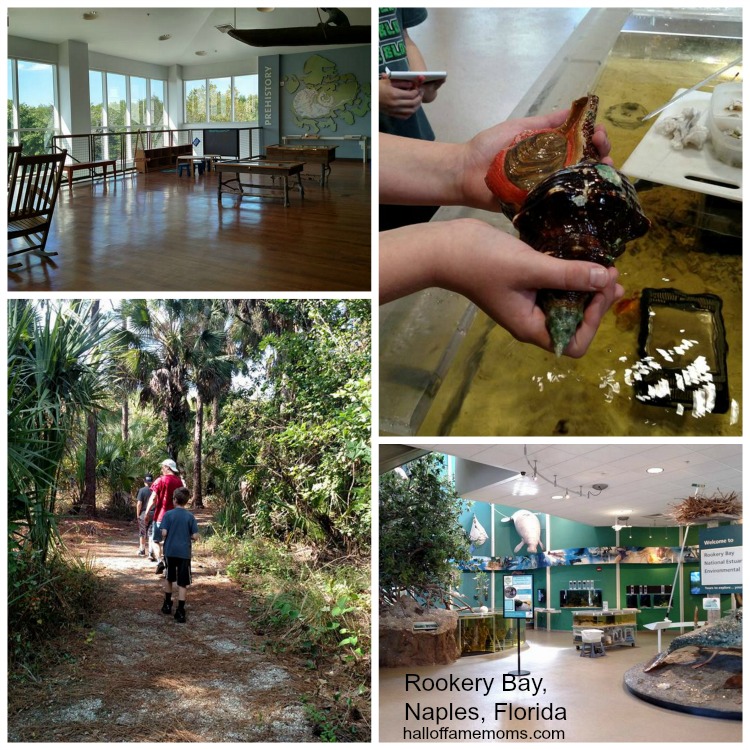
[456,499,736,631]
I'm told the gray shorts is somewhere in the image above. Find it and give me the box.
[151,521,161,542]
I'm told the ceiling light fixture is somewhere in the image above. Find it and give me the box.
[612,516,632,531]
[647,467,664,474]
[158,34,172,41]
[523,446,610,500]
[257,7,275,11]
[82,11,98,21]
[195,50,208,56]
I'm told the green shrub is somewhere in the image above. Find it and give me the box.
[8,547,105,670]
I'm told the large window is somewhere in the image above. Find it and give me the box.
[90,70,103,129]
[89,71,168,132]
[151,80,166,130]
[184,74,258,123]
[234,75,259,122]
[106,73,127,131]
[130,76,148,127]
[7,58,58,154]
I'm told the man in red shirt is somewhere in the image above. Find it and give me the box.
[143,458,185,574]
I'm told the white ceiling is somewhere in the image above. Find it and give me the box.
[7,7,371,67]
[390,443,743,528]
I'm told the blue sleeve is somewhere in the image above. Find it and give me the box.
[160,512,170,533]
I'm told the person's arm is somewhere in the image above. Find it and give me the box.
[379,218,623,358]
[143,490,157,519]
[136,497,143,518]
[380,110,613,211]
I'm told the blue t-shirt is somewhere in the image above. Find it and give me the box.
[161,507,199,559]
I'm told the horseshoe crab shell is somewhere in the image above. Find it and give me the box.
[485,95,600,219]
[513,161,650,356]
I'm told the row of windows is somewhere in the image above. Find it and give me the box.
[8,59,260,153]
[89,71,167,132]
[184,75,259,124]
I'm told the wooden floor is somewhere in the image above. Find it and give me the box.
[8,160,371,292]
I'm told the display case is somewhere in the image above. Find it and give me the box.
[560,589,603,608]
[572,610,638,648]
[457,611,525,655]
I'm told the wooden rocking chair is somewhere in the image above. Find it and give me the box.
[8,149,67,269]
[7,143,22,198]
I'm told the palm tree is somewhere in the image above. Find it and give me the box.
[122,300,193,462]
[8,300,113,562]
[81,300,101,516]
[188,321,240,507]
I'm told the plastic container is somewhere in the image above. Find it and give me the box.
[707,82,742,167]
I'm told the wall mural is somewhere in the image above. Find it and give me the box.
[283,54,371,132]
[458,545,701,571]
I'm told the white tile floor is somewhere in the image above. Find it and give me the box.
[379,629,742,742]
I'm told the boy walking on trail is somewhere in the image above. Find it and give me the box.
[160,486,199,623]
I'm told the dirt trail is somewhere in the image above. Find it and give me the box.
[7,510,320,742]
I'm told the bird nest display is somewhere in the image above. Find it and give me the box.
[669,490,741,524]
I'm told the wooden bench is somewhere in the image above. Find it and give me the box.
[63,159,116,192]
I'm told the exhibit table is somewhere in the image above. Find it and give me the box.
[644,620,707,652]
[265,144,337,186]
[572,610,638,649]
[282,133,369,163]
[215,160,305,207]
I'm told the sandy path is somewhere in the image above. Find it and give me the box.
[7,513,318,742]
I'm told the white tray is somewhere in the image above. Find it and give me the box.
[621,89,742,202]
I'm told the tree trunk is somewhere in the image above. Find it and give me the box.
[192,393,204,507]
[82,410,98,516]
[82,301,100,517]
[121,397,129,442]
[209,395,220,434]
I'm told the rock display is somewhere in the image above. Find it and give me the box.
[379,597,460,667]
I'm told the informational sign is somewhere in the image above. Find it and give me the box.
[699,525,742,593]
[503,574,533,619]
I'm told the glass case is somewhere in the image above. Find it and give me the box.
[380,7,742,437]
[572,609,638,648]
[457,611,525,655]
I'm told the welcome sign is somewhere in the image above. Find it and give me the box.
[699,525,742,593]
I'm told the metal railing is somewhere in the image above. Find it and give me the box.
[48,127,264,183]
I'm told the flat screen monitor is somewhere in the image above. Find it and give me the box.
[204,129,240,158]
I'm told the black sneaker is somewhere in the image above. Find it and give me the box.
[174,608,186,623]
[161,600,172,614]
[138,549,146,556]
[148,554,157,562]
[155,560,166,575]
